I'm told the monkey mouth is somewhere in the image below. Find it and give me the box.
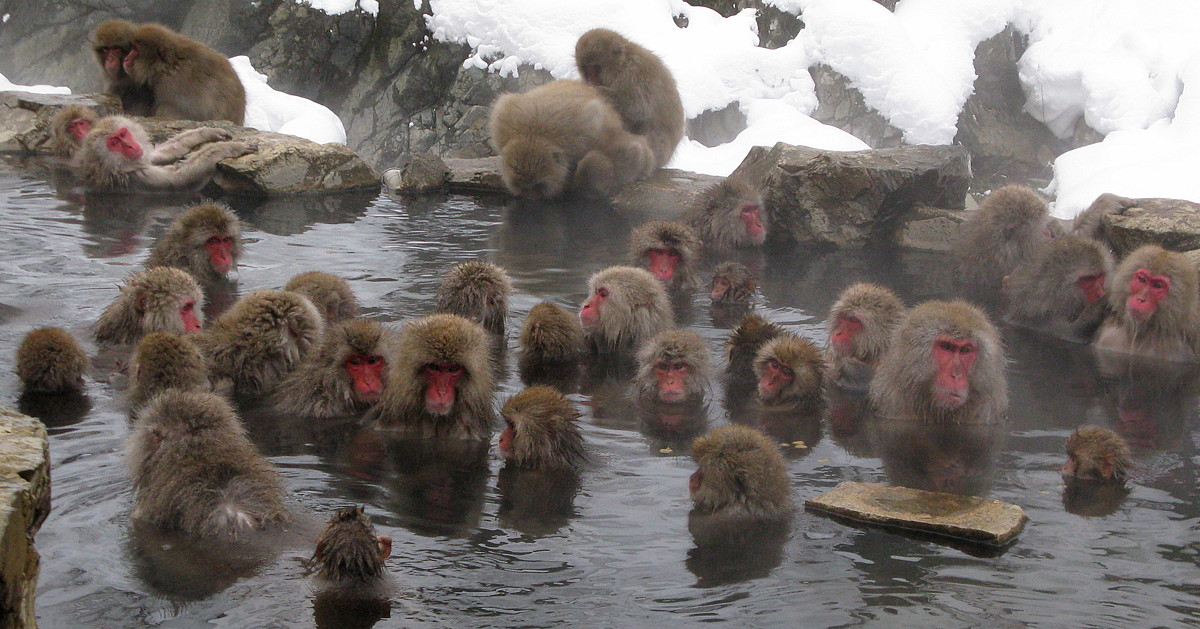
[934,390,968,409]
[658,389,687,403]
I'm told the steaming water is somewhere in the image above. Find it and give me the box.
[1,155,1197,628]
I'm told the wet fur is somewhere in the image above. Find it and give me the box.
[314,506,387,583]
[584,266,674,355]
[518,301,585,370]
[128,332,209,409]
[710,262,757,304]
[95,266,204,345]
[628,220,701,291]
[145,202,242,282]
[15,328,88,393]
[1064,425,1133,482]
[271,319,395,418]
[284,272,360,323]
[690,425,793,518]
[634,329,712,402]
[501,386,586,470]
[754,334,825,408]
[435,261,512,336]
[726,313,783,385]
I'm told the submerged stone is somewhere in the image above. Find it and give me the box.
[805,481,1027,547]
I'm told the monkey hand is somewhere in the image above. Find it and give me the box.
[197,127,234,143]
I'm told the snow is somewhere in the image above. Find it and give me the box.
[0,73,70,95]
[230,57,347,145]
[299,0,379,16]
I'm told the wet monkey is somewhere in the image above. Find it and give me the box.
[628,221,701,291]
[1094,245,1200,362]
[313,506,392,584]
[1004,236,1113,339]
[127,332,209,409]
[518,301,586,384]
[754,334,825,409]
[951,184,1056,286]
[434,261,513,336]
[145,202,242,283]
[1062,426,1133,483]
[498,386,587,471]
[15,328,88,393]
[683,178,767,250]
[91,19,155,116]
[575,28,685,168]
[271,319,395,418]
[122,23,246,124]
[825,283,905,387]
[689,425,793,519]
[284,272,360,324]
[725,313,783,385]
[710,262,757,304]
[578,266,674,355]
[95,267,204,345]
[49,105,99,160]
[635,330,712,404]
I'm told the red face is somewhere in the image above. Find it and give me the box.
[711,276,731,301]
[688,469,703,495]
[344,354,385,404]
[122,45,139,73]
[757,358,794,401]
[739,203,766,245]
[1075,272,1106,304]
[106,127,143,161]
[204,234,236,274]
[932,335,977,409]
[580,286,608,328]
[179,298,201,333]
[102,47,123,74]
[423,361,463,415]
[646,248,680,282]
[68,118,92,142]
[498,419,516,459]
[1126,268,1169,322]
[831,313,863,356]
[653,360,691,403]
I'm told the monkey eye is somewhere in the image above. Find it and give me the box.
[597,287,609,298]
[347,356,364,366]
[1133,270,1149,285]
[672,362,687,371]
[959,343,977,355]
[655,361,670,371]
[180,301,194,312]
[844,314,862,325]
[366,356,382,365]
[222,236,235,245]
[1151,279,1167,290]
[740,205,759,215]
[937,340,957,352]
[206,236,222,245]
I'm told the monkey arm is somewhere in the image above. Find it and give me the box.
[148,127,234,165]
[136,141,255,191]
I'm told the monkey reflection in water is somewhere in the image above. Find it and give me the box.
[871,419,1005,496]
[383,436,490,537]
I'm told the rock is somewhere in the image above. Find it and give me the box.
[383,153,449,193]
[0,406,51,629]
[809,65,904,149]
[0,92,121,153]
[445,156,505,193]
[1100,198,1200,258]
[805,481,1027,548]
[893,205,969,252]
[731,142,971,247]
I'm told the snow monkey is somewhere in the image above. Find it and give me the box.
[127,331,209,409]
[1062,425,1133,483]
[725,313,784,386]
[123,22,246,124]
[870,300,1008,424]
[754,334,825,409]
[825,283,905,388]
[271,319,394,418]
[635,329,712,404]
[284,272,360,324]
[15,328,88,393]
[95,267,204,345]
[498,386,586,471]
[689,425,793,519]
[1003,236,1113,340]
[683,177,767,250]
[91,19,155,116]
[145,202,242,283]
[518,301,586,385]
[1093,245,1200,362]
[951,184,1056,286]
[578,266,674,355]
[313,506,392,585]
[434,260,513,336]
[49,105,100,160]
[710,262,757,304]
[628,220,701,292]
[575,27,685,168]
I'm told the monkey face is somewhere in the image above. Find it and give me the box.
[580,286,608,329]
[345,354,386,404]
[738,202,766,245]
[106,127,143,161]
[423,361,464,415]
[830,313,863,358]
[204,234,236,275]
[1126,268,1170,322]
[645,247,681,282]
[932,335,977,409]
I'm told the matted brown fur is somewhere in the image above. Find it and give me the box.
[314,506,387,583]
[725,313,783,382]
[125,23,245,124]
[519,302,585,366]
[628,220,701,291]
[145,202,242,282]
[754,334,825,408]
[1064,425,1133,483]
[951,185,1051,286]
[575,28,685,167]
[49,105,99,159]
[126,390,286,537]
[128,331,208,409]
[1005,236,1112,338]
[271,319,395,418]
[690,425,793,518]
[583,266,674,354]
[198,289,324,396]
[634,329,712,402]
[435,261,512,336]
[1094,245,1200,361]
[367,314,494,439]
[710,262,757,303]
[826,283,905,367]
[683,178,765,250]
[15,328,88,393]
[95,266,204,345]
[92,19,155,116]
[285,272,360,323]
[870,300,1007,423]
[501,386,586,471]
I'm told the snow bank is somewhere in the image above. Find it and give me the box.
[231,56,347,145]
[298,0,379,16]
[0,73,70,95]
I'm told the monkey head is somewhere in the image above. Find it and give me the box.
[135,267,205,335]
[630,221,699,285]
[636,330,710,404]
[332,320,390,405]
[92,19,136,77]
[400,314,489,417]
[710,262,756,303]
[754,335,824,406]
[314,506,391,582]
[1062,425,1132,483]
[689,425,792,518]
[498,136,569,200]
[498,386,584,470]
[828,283,905,365]
[183,203,241,277]
[575,28,627,87]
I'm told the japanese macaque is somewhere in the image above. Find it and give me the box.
[488,79,655,199]
[628,221,701,291]
[145,202,242,283]
[951,184,1055,286]
[313,507,392,584]
[92,19,155,116]
[123,23,246,124]
[575,28,685,168]
[754,334,825,409]
[367,314,494,439]
[1004,236,1113,339]
[683,178,766,250]
[74,116,253,191]
[284,272,360,324]
[1094,245,1200,362]
[825,283,905,388]
[579,266,674,354]
[15,328,88,393]
[634,330,712,404]
[95,266,204,345]
[49,105,99,160]
[689,425,793,519]
[434,261,512,336]
[199,289,324,396]
[128,332,209,409]
[518,301,585,384]
[1071,192,1135,240]
[1062,425,1133,483]
[271,319,394,418]
[127,390,287,537]
[498,386,586,470]
[710,262,757,304]
[870,301,1008,424]
[726,313,783,386]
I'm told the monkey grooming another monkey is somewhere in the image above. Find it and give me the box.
[629,221,701,292]
[826,283,905,388]
[579,266,674,355]
[145,202,242,283]
[199,289,324,396]
[284,272,360,324]
[313,506,392,585]
[754,334,825,409]
[518,301,586,385]
[1093,245,1200,362]
[127,390,287,537]
[271,319,394,418]
[710,262,757,304]
[49,105,100,160]
[95,266,204,345]
[74,116,253,192]
[15,328,88,393]
[498,386,586,471]
[726,313,784,386]
[1062,425,1133,483]
[91,19,155,116]
[634,330,712,404]
[951,184,1055,286]
[128,332,209,409]
[683,178,767,250]
[689,425,793,519]
[575,28,685,168]
[870,300,1007,424]
[367,314,494,440]
[1071,192,1136,240]
[434,261,513,336]
[123,23,246,124]
[1004,236,1113,340]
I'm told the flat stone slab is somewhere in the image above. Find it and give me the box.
[1100,197,1200,258]
[805,481,1027,547]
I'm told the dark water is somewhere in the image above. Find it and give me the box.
[1,155,1197,628]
